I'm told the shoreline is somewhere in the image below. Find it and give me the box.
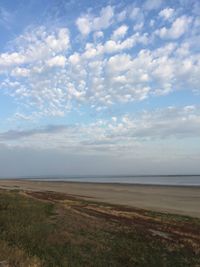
[2,178,200,188]
[0,179,200,218]
[28,179,200,188]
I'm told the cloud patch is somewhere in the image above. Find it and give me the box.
[76,5,114,36]
[1,106,200,154]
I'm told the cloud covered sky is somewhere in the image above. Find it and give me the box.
[0,0,200,177]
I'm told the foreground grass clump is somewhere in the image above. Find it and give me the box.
[0,189,200,267]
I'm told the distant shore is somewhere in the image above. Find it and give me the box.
[0,179,200,218]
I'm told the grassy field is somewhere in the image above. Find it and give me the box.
[0,189,200,267]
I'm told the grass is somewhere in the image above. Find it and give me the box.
[0,189,200,267]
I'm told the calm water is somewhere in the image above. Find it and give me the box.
[31,175,200,186]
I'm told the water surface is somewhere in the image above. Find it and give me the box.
[30,175,200,186]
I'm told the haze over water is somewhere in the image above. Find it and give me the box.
[30,175,200,186]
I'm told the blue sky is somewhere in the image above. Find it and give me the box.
[0,0,200,177]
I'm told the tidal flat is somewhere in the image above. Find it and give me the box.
[1,179,200,218]
[0,189,200,267]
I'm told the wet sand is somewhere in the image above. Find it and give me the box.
[0,179,200,218]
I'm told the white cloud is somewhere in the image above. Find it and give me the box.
[111,25,128,40]
[0,27,70,69]
[76,5,114,36]
[11,67,30,77]
[1,106,200,154]
[79,31,148,60]
[104,32,149,53]
[133,22,144,31]
[117,9,127,22]
[129,7,145,32]
[93,31,104,40]
[159,8,174,21]
[149,19,155,27]
[107,54,132,74]
[69,52,80,65]
[130,7,144,24]
[45,28,70,52]
[76,17,91,36]
[130,7,140,19]
[0,52,25,67]
[156,16,192,39]
[13,113,34,121]
[92,6,114,31]
[46,55,66,67]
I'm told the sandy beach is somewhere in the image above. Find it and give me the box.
[0,179,200,218]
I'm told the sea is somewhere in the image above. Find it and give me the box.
[29,175,200,186]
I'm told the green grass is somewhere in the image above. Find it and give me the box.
[0,189,199,267]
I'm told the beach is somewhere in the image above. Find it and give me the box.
[0,179,200,218]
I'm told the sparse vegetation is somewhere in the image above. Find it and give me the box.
[0,189,199,267]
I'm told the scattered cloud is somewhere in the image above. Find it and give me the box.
[0,1,200,175]
[1,106,200,154]
[159,8,174,21]
[0,17,200,119]
[0,2,199,122]
[76,5,114,36]
[156,15,192,39]
[46,55,66,67]
[0,27,70,68]
[111,24,128,40]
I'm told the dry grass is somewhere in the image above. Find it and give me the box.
[0,189,200,267]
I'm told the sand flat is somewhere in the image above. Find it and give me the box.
[0,179,200,218]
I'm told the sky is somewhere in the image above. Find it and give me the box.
[0,0,200,177]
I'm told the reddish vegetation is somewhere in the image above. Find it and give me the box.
[1,189,199,266]
[27,190,200,255]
